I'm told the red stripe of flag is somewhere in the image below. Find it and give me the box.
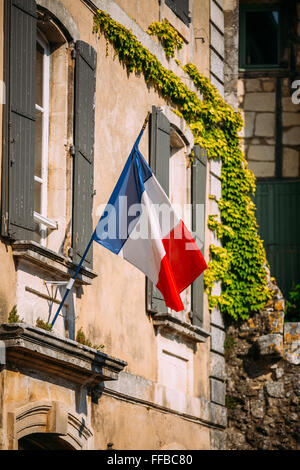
[156,220,207,312]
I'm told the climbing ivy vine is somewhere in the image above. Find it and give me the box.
[93,10,271,320]
[147,18,183,58]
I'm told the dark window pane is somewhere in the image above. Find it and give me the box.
[35,109,42,178]
[165,0,189,25]
[36,42,44,107]
[34,180,42,214]
[245,10,279,66]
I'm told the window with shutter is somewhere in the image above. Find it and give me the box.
[147,106,171,314]
[169,121,193,314]
[191,146,207,327]
[2,1,96,273]
[239,4,283,69]
[147,108,206,326]
[72,41,97,268]
[2,1,65,245]
[34,32,51,246]
[165,0,190,26]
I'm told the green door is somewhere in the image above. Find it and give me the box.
[254,180,300,297]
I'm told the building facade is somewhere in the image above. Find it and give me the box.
[223,0,300,450]
[224,0,300,298]
[0,0,227,450]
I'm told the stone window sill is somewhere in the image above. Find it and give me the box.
[0,323,127,388]
[152,313,210,344]
[238,68,288,79]
[12,240,97,286]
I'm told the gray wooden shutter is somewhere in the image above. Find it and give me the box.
[165,0,190,25]
[146,106,170,314]
[1,0,37,239]
[191,146,207,327]
[72,41,97,267]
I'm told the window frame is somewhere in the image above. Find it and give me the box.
[34,30,55,246]
[239,3,283,70]
[2,0,96,279]
[147,107,206,328]
[169,126,192,315]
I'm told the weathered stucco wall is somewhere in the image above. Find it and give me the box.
[91,393,211,450]
[71,9,164,382]
[1,368,94,450]
[191,0,210,77]
[0,0,228,450]
[114,0,160,32]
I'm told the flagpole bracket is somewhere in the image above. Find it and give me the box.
[142,112,151,131]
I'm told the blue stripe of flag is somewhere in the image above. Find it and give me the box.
[93,140,152,254]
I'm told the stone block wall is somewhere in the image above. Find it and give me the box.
[210,0,225,95]
[226,282,300,450]
[239,77,300,178]
[209,0,227,451]
[223,0,300,451]
[236,0,300,180]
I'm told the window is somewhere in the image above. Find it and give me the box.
[35,32,54,246]
[239,4,282,69]
[2,0,96,269]
[147,107,207,328]
[165,0,190,26]
[169,126,192,313]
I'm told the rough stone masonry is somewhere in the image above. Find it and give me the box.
[225,282,300,450]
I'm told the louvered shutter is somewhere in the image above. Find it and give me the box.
[1,0,37,239]
[191,146,207,327]
[165,0,190,26]
[72,41,96,267]
[146,107,170,314]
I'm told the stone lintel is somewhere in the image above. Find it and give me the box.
[0,323,127,387]
[12,241,97,286]
[36,0,80,42]
[152,313,210,344]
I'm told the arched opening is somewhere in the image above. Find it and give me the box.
[18,433,76,450]
[8,401,93,450]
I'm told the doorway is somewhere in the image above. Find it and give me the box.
[18,433,75,450]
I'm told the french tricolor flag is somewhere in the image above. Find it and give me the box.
[93,129,207,312]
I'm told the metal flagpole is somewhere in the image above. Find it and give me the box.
[51,236,94,327]
[142,112,150,131]
[51,112,151,328]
